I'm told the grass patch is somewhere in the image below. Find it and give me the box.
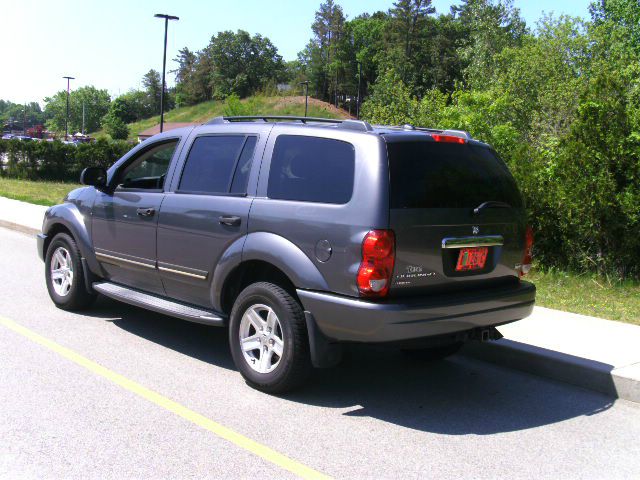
[0,178,81,206]
[93,95,349,141]
[529,268,640,325]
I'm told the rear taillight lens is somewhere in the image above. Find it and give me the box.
[520,225,534,277]
[357,230,395,298]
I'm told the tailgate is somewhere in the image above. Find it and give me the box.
[386,138,526,296]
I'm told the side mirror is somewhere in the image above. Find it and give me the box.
[80,167,107,188]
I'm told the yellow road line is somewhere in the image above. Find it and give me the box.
[0,316,331,480]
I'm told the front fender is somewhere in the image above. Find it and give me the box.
[43,201,100,275]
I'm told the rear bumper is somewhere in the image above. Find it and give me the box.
[297,280,536,343]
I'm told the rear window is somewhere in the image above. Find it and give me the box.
[387,141,523,209]
[267,135,355,204]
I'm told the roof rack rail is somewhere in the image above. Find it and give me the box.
[411,126,446,134]
[207,115,373,132]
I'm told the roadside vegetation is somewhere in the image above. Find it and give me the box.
[0,177,80,206]
[529,269,640,326]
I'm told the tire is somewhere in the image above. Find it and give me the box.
[401,342,463,362]
[229,282,311,393]
[45,233,96,311]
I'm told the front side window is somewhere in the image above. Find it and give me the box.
[267,135,355,204]
[179,135,256,194]
[118,140,178,190]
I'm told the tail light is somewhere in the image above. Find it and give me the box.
[430,134,466,144]
[357,230,395,298]
[520,226,534,277]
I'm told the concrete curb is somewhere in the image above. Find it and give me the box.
[0,219,39,236]
[462,340,640,403]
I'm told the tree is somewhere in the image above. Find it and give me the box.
[204,30,285,99]
[389,0,435,58]
[347,13,388,98]
[101,112,129,140]
[172,47,199,106]
[454,0,528,87]
[591,0,640,52]
[108,90,149,124]
[309,0,346,101]
[44,86,111,134]
[142,69,163,114]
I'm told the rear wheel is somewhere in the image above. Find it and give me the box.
[45,233,96,311]
[401,342,463,362]
[229,282,311,393]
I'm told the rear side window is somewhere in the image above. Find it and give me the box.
[179,135,256,194]
[267,135,355,204]
[231,136,257,194]
[386,141,523,209]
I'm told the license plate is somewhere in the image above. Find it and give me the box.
[455,247,488,271]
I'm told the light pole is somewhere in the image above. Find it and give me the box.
[62,76,74,140]
[299,81,309,117]
[154,13,179,133]
[356,62,362,120]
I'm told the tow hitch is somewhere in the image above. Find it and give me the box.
[471,327,503,342]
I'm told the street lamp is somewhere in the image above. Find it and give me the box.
[62,76,74,140]
[154,13,179,133]
[356,62,362,120]
[299,81,309,117]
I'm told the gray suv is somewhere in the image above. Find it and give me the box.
[37,116,536,393]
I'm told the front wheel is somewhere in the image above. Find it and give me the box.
[45,233,96,311]
[229,282,311,393]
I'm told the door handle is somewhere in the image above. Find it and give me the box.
[136,207,156,217]
[219,215,241,226]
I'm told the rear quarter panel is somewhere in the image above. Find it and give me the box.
[250,126,389,297]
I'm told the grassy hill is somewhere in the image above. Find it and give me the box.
[96,95,353,141]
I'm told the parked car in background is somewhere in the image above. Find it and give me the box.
[37,116,536,393]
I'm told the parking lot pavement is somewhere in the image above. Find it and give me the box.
[2,226,640,479]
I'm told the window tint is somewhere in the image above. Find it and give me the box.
[230,136,257,194]
[387,141,523,209]
[119,140,177,190]
[179,136,247,194]
[267,135,355,204]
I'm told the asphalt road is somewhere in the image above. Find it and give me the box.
[1,227,640,480]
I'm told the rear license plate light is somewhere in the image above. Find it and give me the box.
[455,247,488,271]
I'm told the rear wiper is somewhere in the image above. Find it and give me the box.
[473,201,512,215]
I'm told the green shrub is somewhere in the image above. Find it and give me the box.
[222,94,261,116]
[0,138,132,183]
[102,112,130,140]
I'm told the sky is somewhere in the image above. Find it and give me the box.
[0,0,593,105]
